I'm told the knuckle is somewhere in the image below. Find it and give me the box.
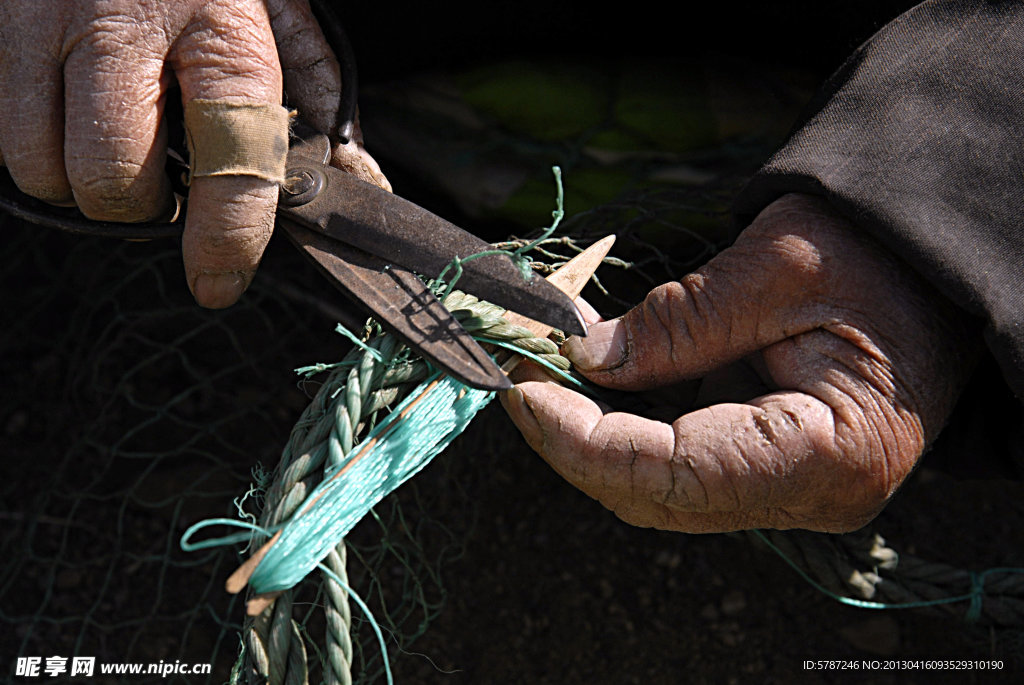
[642,276,725,366]
[832,481,889,529]
[72,14,164,65]
[0,132,71,204]
[765,234,828,291]
[180,2,280,77]
[810,426,908,532]
[736,230,827,297]
[68,159,159,221]
[666,446,711,511]
[200,223,268,256]
[609,501,652,529]
[672,274,721,338]
[7,166,73,204]
[195,215,273,261]
[184,196,276,271]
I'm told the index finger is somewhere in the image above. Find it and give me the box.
[171,0,285,308]
[504,379,891,534]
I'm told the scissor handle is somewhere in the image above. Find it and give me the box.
[0,167,185,238]
[310,0,358,145]
[0,0,357,237]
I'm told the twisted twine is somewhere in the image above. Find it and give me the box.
[750,529,1024,626]
[237,289,571,685]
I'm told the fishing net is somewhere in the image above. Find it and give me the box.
[0,180,733,684]
[0,215,498,682]
[3,53,1023,685]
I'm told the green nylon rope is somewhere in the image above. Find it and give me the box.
[182,287,582,683]
[246,370,494,595]
[182,166,609,684]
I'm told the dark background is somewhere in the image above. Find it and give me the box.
[344,1,920,84]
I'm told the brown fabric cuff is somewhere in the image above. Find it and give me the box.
[184,100,292,184]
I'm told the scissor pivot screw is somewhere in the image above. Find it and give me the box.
[280,167,325,206]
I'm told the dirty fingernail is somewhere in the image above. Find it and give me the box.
[562,319,628,372]
[192,272,247,309]
[502,387,543,447]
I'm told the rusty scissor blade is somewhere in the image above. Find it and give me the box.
[281,219,512,391]
[276,164,587,338]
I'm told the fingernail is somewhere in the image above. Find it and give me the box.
[503,387,543,446]
[562,320,628,372]
[192,272,247,309]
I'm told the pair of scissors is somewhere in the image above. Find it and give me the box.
[0,2,586,392]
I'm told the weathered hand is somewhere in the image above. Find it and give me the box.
[0,0,388,308]
[501,194,979,533]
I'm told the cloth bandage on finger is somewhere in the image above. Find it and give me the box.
[184,99,292,184]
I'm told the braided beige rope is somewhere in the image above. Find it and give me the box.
[751,529,1024,626]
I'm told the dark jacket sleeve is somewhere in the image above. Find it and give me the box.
[733,0,1024,477]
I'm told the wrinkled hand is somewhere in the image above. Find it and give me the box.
[0,0,388,308]
[501,194,978,533]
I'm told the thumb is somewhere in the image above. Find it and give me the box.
[563,194,841,390]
